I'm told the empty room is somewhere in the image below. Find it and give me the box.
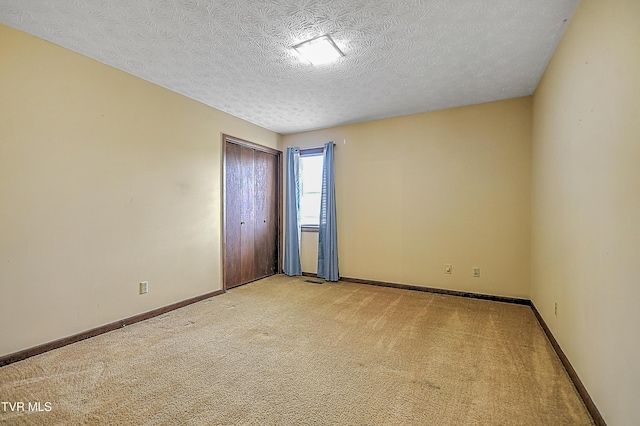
[0,0,638,425]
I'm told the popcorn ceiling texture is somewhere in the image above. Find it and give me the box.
[0,0,579,134]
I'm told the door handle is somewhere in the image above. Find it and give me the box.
[241,221,245,225]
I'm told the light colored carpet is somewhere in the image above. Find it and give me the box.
[1,275,593,425]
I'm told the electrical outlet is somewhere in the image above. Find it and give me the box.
[554,301,558,316]
[473,267,480,277]
[444,264,452,274]
[139,281,148,295]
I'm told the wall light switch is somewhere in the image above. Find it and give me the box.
[445,264,452,274]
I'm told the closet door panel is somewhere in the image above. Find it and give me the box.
[225,143,243,288]
[224,135,280,290]
[254,150,278,278]
[240,146,256,284]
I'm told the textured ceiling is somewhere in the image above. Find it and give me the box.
[0,0,579,134]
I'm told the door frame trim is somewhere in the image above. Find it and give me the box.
[222,134,283,292]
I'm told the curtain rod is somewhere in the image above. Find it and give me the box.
[298,142,336,151]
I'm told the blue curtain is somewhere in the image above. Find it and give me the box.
[283,147,302,276]
[317,142,339,281]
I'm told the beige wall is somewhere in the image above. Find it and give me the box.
[531,0,640,424]
[0,24,279,357]
[282,97,532,298]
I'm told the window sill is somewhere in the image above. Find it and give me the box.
[301,225,319,233]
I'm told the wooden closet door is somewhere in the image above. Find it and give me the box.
[224,135,281,290]
[253,150,278,278]
[225,142,243,288]
[240,145,256,284]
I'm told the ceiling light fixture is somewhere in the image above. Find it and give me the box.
[293,35,344,65]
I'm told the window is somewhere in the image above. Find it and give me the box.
[299,148,323,230]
